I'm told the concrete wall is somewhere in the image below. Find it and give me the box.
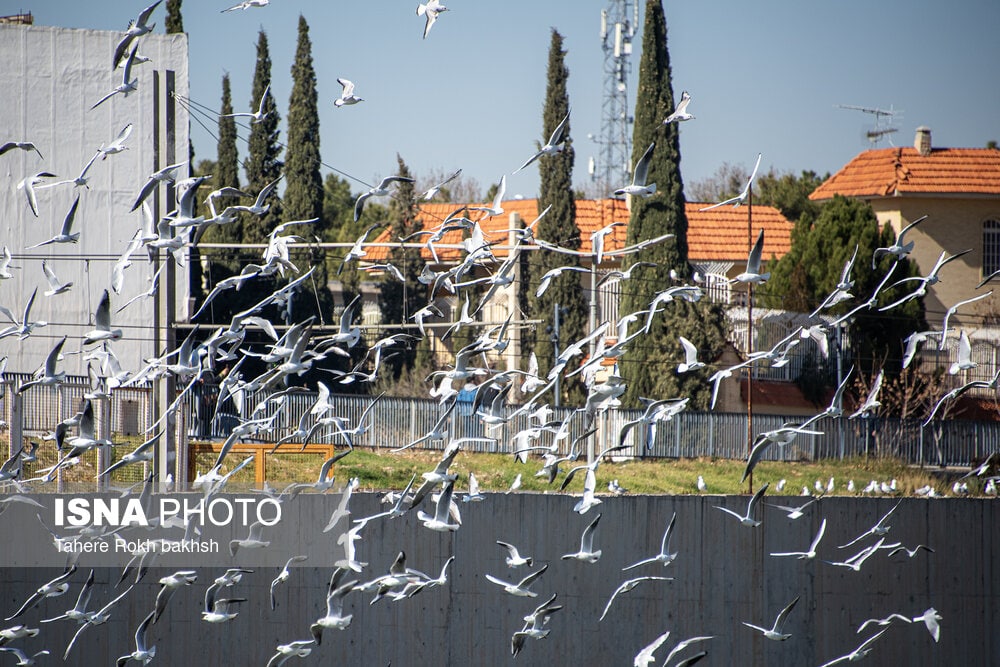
[0,23,190,376]
[1,493,995,666]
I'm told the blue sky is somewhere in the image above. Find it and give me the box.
[5,0,998,201]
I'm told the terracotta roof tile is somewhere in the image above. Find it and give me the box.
[367,199,792,264]
[810,147,1000,200]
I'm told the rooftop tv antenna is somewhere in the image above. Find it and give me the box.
[837,103,902,146]
[589,0,637,194]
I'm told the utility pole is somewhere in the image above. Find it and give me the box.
[746,190,754,494]
[551,303,561,408]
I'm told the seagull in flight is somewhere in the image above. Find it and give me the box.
[614,142,656,198]
[623,511,679,570]
[421,168,462,200]
[92,44,140,110]
[222,84,271,124]
[817,628,888,666]
[732,228,769,284]
[416,0,449,39]
[468,174,507,218]
[41,261,73,297]
[27,196,82,249]
[112,1,161,69]
[663,90,695,123]
[130,160,187,212]
[742,596,800,641]
[715,483,768,527]
[98,123,133,160]
[334,78,363,107]
[222,0,270,11]
[354,176,414,221]
[0,141,44,160]
[700,152,762,210]
[872,215,927,268]
[484,564,548,598]
[17,171,57,217]
[770,518,827,559]
[513,110,570,174]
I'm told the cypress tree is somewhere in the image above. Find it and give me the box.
[284,15,332,323]
[380,155,425,377]
[243,29,283,245]
[526,29,587,405]
[201,74,241,247]
[165,0,183,33]
[618,0,727,408]
[284,16,322,223]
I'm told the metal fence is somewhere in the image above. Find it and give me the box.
[3,375,996,475]
[183,383,1000,468]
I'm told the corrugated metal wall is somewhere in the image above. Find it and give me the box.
[1,494,994,665]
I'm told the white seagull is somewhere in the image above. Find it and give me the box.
[742,596,800,641]
[561,513,603,563]
[484,564,548,598]
[663,90,695,123]
[99,123,133,160]
[0,141,43,160]
[41,261,73,296]
[17,171,57,217]
[334,78,363,107]
[112,1,161,68]
[771,518,827,559]
[92,44,140,110]
[513,110,570,174]
[354,176,414,221]
[27,196,82,249]
[677,336,704,373]
[732,228,770,284]
[872,215,927,268]
[715,483,769,527]
[623,511,679,570]
[818,628,888,666]
[416,0,448,39]
[700,152,762,211]
[614,142,656,198]
[223,83,271,124]
[496,541,532,568]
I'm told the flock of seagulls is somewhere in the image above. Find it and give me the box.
[0,0,989,664]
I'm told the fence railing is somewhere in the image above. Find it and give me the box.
[3,377,997,487]
[184,384,999,468]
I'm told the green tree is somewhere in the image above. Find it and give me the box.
[765,195,926,376]
[525,29,587,404]
[165,0,183,33]
[617,0,728,409]
[379,155,425,377]
[755,170,826,223]
[283,15,331,323]
[243,29,283,245]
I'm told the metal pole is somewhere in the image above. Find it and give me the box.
[552,303,561,408]
[836,322,845,459]
[746,191,754,493]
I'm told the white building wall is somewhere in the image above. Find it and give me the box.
[0,23,189,376]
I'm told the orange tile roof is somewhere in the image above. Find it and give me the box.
[685,203,792,262]
[810,147,1000,200]
[368,199,792,264]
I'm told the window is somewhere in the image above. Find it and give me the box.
[983,219,1000,277]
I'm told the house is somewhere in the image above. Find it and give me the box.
[362,197,794,409]
[810,127,1000,326]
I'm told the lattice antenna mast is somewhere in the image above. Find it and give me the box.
[590,0,637,195]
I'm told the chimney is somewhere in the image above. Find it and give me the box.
[915,126,932,156]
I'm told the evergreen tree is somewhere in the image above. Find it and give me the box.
[618,0,727,409]
[165,0,183,33]
[284,16,323,224]
[764,195,925,376]
[243,29,283,245]
[380,155,425,377]
[284,15,332,323]
[200,74,242,248]
[525,29,587,405]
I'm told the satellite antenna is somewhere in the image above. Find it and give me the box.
[837,103,902,146]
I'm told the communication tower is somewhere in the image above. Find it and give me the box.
[590,1,637,194]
